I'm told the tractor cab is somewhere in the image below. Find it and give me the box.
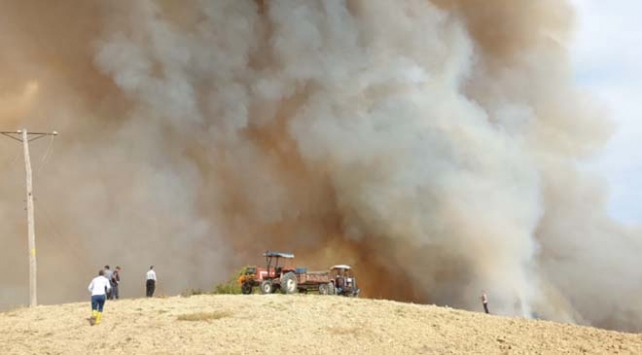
[263,251,295,279]
[330,265,360,297]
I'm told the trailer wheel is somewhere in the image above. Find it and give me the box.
[319,283,329,295]
[241,282,253,295]
[260,280,273,294]
[280,272,298,294]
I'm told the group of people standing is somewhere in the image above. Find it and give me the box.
[87,265,158,326]
[87,265,487,326]
[103,265,121,300]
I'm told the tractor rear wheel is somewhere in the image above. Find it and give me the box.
[319,283,329,295]
[327,282,336,295]
[260,280,274,294]
[280,272,298,294]
[241,282,253,295]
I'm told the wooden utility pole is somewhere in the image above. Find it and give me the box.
[1,128,58,307]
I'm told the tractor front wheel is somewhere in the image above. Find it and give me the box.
[241,282,253,295]
[327,282,336,295]
[260,280,274,294]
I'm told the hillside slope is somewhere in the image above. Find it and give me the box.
[1,295,641,354]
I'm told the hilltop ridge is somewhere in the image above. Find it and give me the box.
[2,294,641,354]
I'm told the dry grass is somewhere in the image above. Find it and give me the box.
[176,310,232,322]
[0,294,640,354]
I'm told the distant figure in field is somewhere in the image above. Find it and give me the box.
[146,266,157,297]
[88,269,111,325]
[109,266,121,300]
[481,291,489,314]
[103,265,113,299]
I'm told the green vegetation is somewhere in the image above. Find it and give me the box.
[180,265,253,296]
[212,265,252,294]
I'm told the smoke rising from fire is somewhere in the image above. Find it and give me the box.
[0,0,641,331]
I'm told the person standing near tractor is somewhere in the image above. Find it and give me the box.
[103,265,113,299]
[87,269,111,325]
[481,291,489,314]
[110,266,121,300]
[146,266,157,297]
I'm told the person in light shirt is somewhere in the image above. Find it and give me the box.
[481,291,489,314]
[88,269,111,325]
[103,265,113,299]
[146,265,157,297]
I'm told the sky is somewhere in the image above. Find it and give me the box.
[571,0,642,224]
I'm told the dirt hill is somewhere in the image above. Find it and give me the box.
[1,294,641,354]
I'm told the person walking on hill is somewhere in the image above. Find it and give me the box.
[146,266,157,297]
[481,291,489,314]
[104,265,113,300]
[110,266,121,300]
[88,269,111,325]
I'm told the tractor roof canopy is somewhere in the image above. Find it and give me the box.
[263,251,294,259]
[331,264,351,270]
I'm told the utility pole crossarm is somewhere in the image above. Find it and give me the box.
[1,130,58,141]
[1,128,58,308]
[0,132,24,142]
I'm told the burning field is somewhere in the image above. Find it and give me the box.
[1,0,641,334]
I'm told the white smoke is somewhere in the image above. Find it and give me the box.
[0,0,640,332]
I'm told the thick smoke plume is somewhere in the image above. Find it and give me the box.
[1,0,641,331]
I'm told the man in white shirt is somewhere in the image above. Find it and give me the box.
[146,265,157,297]
[88,269,111,325]
[481,291,489,314]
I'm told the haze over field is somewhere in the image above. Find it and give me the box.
[1,0,641,332]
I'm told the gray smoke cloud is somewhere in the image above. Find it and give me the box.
[0,0,640,332]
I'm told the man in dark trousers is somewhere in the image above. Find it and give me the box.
[145,265,157,297]
[110,266,121,300]
[481,291,489,314]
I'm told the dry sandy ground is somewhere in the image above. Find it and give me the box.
[1,294,641,355]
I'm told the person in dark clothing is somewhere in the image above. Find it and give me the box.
[145,265,156,297]
[110,266,121,300]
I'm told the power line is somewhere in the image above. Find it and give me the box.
[34,202,90,270]
[35,134,56,176]
[0,143,23,169]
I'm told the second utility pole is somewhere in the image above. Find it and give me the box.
[1,128,58,307]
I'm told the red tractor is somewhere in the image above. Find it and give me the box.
[239,251,336,295]
[239,251,298,294]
